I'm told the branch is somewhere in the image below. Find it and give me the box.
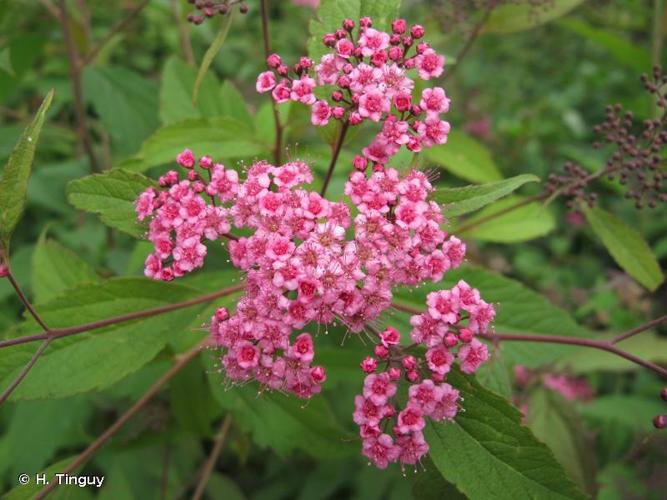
[59,0,101,172]
[82,0,151,66]
[443,6,494,82]
[320,120,350,197]
[6,270,49,331]
[391,302,667,379]
[35,338,211,499]
[0,339,51,405]
[191,414,233,500]
[612,313,667,344]
[0,283,245,349]
[260,0,283,165]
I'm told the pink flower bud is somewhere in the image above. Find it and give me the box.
[404,57,415,68]
[215,307,230,321]
[661,387,667,402]
[337,75,351,88]
[393,92,411,112]
[371,50,387,67]
[299,57,313,69]
[387,367,401,381]
[432,371,444,382]
[384,405,395,417]
[402,355,417,370]
[186,170,199,181]
[335,28,347,39]
[459,328,473,343]
[373,163,385,172]
[444,332,458,348]
[388,46,403,61]
[389,34,402,46]
[349,112,363,125]
[654,415,667,429]
[360,356,378,373]
[411,104,423,115]
[0,264,8,278]
[380,327,400,347]
[374,344,389,359]
[266,53,281,68]
[322,33,336,47]
[343,63,354,74]
[392,19,407,34]
[352,155,368,171]
[310,366,327,383]
[277,64,289,76]
[332,106,345,119]
[342,18,355,31]
[411,24,425,38]
[192,181,205,193]
[406,370,419,382]
[332,90,343,101]
[402,36,413,47]
[199,155,213,169]
[177,149,195,168]
[416,42,429,55]
[353,47,364,58]
[360,16,372,28]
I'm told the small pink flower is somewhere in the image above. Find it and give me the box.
[290,76,316,105]
[380,326,400,347]
[420,87,450,114]
[362,433,399,469]
[458,338,489,374]
[363,373,397,405]
[415,48,445,80]
[272,80,291,103]
[358,90,390,122]
[396,405,425,434]
[256,71,277,93]
[311,100,332,126]
[176,149,195,168]
[425,345,454,375]
[358,28,390,57]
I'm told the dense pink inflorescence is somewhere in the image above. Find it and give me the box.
[135,16,497,468]
[353,281,494,469]
[256,17,450,170]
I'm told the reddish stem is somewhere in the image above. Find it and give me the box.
[35,339,211,499]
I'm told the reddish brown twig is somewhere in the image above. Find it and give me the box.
[6,270,49,331]
[82,0,151,66]
[391,301,667,379]
[260,0,284,165]
[58,0,101,172]
[0,339,51,405]
[320,121,350,197]
[191,414,233,500]
[35,338,211,499]
[0,283,245,349]
[443,6,494,82]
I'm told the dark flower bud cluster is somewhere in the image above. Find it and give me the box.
[546,66,667,211]
[186,0,247,25]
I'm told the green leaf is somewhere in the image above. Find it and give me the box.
[169,356,217,435]
[424,130,503,183]
[308,0,401,61]
[393,265,592,367]
[557,18,651,74]
[66,169,155,237]
[159,57,225,124]
[435,174,540,216]
[120,117,266,173]
[557,333,667,374]
[209,371,355,459]
[0,89,54,252]
[482,0,584,34]
[580,395,666,432]
[476,354,512,399]
[457,195,555,242]
[425,369,586,500]
[0,278,209,400]
[32,233,99,304]
[193,12,234,105]
[582,206,663,291]
[82,66,159,155]
[527,389,597,496]
[219,80,253,127]
[412,456,466,500]
[0,47,14,76]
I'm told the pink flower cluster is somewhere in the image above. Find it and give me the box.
[353,282,494,469]
[135,149,236,280]
[255,17,450,170]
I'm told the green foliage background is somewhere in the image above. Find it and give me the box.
[0,0,665,498]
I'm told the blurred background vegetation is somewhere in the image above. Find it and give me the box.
[0,0,665,498]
